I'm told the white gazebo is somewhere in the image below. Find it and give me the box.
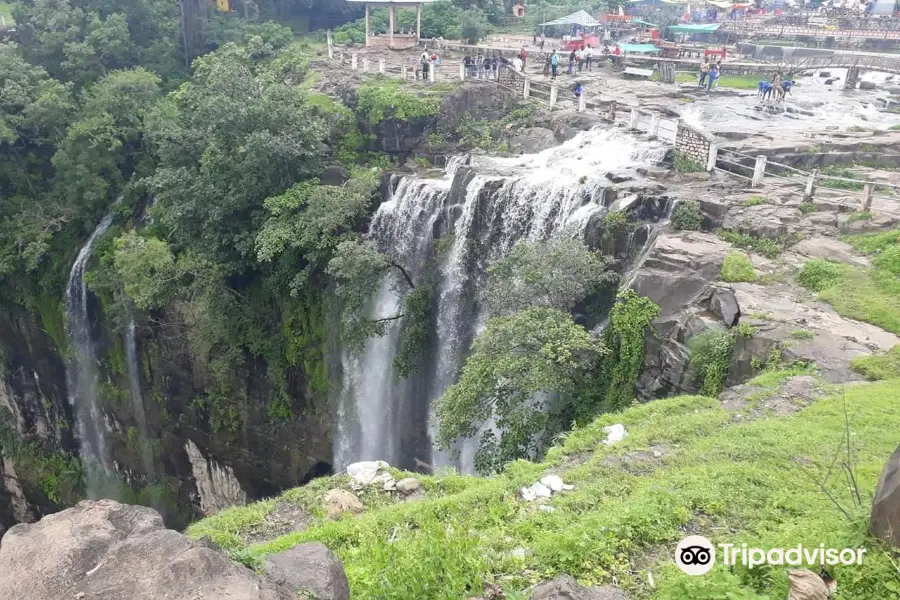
[347,0,436,49]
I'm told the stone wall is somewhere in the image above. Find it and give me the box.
[675,122,713,167]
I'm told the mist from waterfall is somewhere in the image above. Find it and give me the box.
[334,127,667,474]
[65,212,116,498]
[126,320,154,475]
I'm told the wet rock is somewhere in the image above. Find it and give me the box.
[824,78,838,86]
[324,489,364,518]
[859,81,877,91]
[606,171,633,184]
[396,477,422,495]
[511,127,556,154]
[530,575,630,600]
[870,445,900,548]
[710,287,741,327]
[0,499,294,600]
[320,165,351,186]
[263,543,350,600]
[721,204,802,239]
[818,71,832,78]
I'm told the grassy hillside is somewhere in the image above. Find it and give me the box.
[188,376,900,599]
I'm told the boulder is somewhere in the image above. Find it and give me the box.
[787,569,831,600]
[709,287,741,327]
[323,489,364,518]
[510,127,557,154]
[819,71,832,78]
[530,575,630,600]
[0,499,295,600]
[859,81,877,91]
[262,543,350,600]
[870,445,900,548]
[320,165,351,186]
[396,477,422,495]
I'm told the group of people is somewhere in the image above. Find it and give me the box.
[539,45,617,80]
[758,72,794,102]
[418,48,439,79]
[462,52,505,80]
[698,59,721,92]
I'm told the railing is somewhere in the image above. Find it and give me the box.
[711,146,900,215]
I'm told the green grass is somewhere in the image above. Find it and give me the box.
[742,196,769,207]
[795,231,900,335]
[674,72,763,90]
[851,346,900,381]
[188,382,900,600]
[720,251,756,283]
[719,230,799,259]
[789,329,816,340]
[818,166,864,191]
[0,2,13,23]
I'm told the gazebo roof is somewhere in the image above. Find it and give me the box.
[539,10,601,27]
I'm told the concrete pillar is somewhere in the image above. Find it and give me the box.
[523,78,531,99]
[364,4,370,48]
[459,61,466,80]
[845,66,860,90]
[860,183,874,211]
[379,58,385,74]
[752,155,768,188]
[706,144,718,172]
[416,4,421,41]
[804,168,818,202]
[389,5,395,49]
[362,58,369,73]
[326,29,333,59]
[352,54,358,70]
[577,91,586,112]
[549,83,558,108]
[649,112,660,139]
[402,65,408,79]
[607,100,616,121]
[629,107,639,130]
[429,62,435,83]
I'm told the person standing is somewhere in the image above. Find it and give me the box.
[540,32,545,51]
[543,54,551,79]
[568,48,576,74]
[698,59,710,87]
[519,46,527,70]
[585,45,594,71]
[420,47,430,80]
[706,63,718,92]
[550,50,559,79]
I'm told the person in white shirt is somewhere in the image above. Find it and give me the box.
[585,45,594,71]
[420,48,430,79]
[512,56,523,73]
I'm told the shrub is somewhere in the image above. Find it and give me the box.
[671,200,703,231]
[721,252,756,283]
[743,196,768,207]
[718,230,800,259]
[850,345,900,380]
[796,259,849,292]
[689,328,735,397]
[798,202,816,214]
[674,151,705,173]
[847,210,873,223]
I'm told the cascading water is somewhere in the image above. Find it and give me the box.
[65,213,116,497]
[335,127,667,474]
[126,320,154,475]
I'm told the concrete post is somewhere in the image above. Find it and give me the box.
[389,5,395,49]
[364,4,370,48]
[845,66,860,90]
[379,59,385,74]
[577,91,586,112]
[362,58,369,73]
[429,62,435,83]
[649,112,660,139]
[459,61,465,80]
[416,4,421,41]
[351,54,358,70]
[549,82,558,108]
[607,100,616,121]
[706,144,718,172]
[326,30,333,59]
[860,183,875,211]
[629,107,639,130]
[803,168,818,202]
[751,155,768,188]
[402,65,408,79]
[523,78,531,99]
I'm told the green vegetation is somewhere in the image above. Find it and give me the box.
[818,166,864,191]
[790,329,817,340]
[847,210,873,223]
[798,201,816,214]
[719,229,800,259]
[188,379,900,600]
[674,72,762,89]
[333,1,492,44]
[720,252,756,283]
[689,327,736,396]
[670,200,702,231]
[674,152,705,173]
[794,230,900,335]
[850,345,900,381]
[742,195,769,207]
[357,78,443,124]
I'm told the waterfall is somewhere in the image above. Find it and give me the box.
[65,213,116,498]
[335,127,668,474]
[126,320,154,475]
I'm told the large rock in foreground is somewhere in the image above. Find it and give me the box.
[0,500,297,600]
[530,574,630,599]
[871,445,900,548]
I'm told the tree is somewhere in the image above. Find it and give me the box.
[481,237,616,317]
[112,231,180,311]
[434,307,606,474]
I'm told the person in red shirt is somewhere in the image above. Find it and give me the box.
[519,47,527,69]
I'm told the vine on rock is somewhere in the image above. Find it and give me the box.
[600,289,661,410]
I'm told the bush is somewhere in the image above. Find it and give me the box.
[721,252,756,283]
[671,200,703,231]
[796,259,848,292]
[356,79,441,124]
[674,151,705,173]
[850,345,900,380]
[873,244,900,276]
[688,328,735,397]
[743,196,768,207]
[718,230,799,259]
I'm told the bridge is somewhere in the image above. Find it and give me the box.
[786,51,900,75]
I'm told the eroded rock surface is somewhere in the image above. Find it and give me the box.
[871,445,900,548]
[530,575,630,600]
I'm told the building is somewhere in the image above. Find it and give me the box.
[347,0,436,49]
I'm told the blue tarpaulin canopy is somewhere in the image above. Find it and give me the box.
[667,23,721,33]
[617,43,661,53]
